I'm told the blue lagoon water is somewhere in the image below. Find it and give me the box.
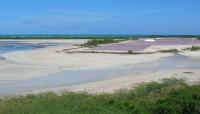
[0,41,45,54]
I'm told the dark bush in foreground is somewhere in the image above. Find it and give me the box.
[154,85,200,114]
[0,78,199,114]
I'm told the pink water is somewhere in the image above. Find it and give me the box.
[93,38,200,51]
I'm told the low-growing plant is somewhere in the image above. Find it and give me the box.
[0,78,199,114]
[127,50,134,54]
[158,49,179,53]
[82,39,122,47]
[191,46,200,51]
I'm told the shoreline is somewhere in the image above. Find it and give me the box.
[0,45,173,83]
[0,39,200,96]
[2,45,173,70]
[26,68,200,95]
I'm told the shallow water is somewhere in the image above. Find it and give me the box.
[0,41,45,54]
[0,54,199,96]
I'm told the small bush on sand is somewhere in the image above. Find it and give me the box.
[127,50,134,54]
[82,39,121,47]
[158,49,179,53]
[191,46,200,51]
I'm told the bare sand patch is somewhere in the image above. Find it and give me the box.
[29,69,200,94]
[0,62,60,81]
[2,45,172,70]
[180,51,200,58]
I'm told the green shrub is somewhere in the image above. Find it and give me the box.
[191,46,200,51]
[127,50,134,54]
[153,85,200,114]
[82,39,121,47]
[0,78,199,114]
[158,49,179,53]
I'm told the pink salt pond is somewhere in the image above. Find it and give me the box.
[92,38,200,51]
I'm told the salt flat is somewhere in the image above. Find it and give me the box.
[2,45,172,70]
[0,38,200,96]
[30,69,200,94]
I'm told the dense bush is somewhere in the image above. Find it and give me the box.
[0,78,199,114]
[191,46,200,51]
[82,39,121,47]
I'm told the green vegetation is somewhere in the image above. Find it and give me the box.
[158,49,179,53]
[82,39,122,47]
[0,78,199,114]
[127,50,135,54]
[191,46,200,51]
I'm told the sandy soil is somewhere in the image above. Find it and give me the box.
[1,39,199,81]
[0,40,87,82]
[29,69,200,94]
[0,61,59,82]
[180,51,200,58]
[2,45,173,70]
[0,39,200,96]
[0,45,172,82]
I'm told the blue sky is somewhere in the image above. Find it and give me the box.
[0,0,200,35]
